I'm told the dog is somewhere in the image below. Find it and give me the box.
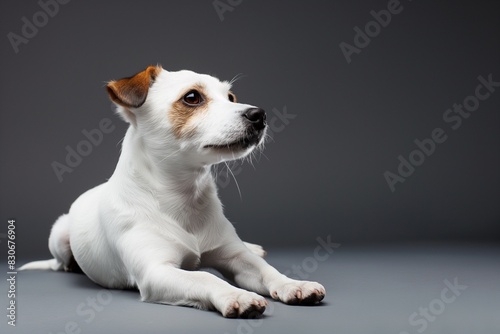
[20,66,325,317]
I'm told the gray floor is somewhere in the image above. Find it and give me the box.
[2,244,499,334]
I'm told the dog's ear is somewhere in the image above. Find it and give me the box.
[106,65,162,109]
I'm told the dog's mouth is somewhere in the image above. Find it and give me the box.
[204,133,262,152]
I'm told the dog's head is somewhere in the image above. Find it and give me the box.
[107,66,267,166]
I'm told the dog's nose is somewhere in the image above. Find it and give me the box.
[243,108,267,131]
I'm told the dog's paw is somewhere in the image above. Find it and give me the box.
[270,281,325,305]
[219,290,268,318]
[243,241,267,258]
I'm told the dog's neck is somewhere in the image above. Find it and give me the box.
[111,126,218,215]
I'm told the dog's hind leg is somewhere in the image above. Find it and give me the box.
[243,241,266,258]
[20,214,77,271]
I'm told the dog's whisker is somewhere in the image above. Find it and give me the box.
[116,136,125,147]
[229,73,247,86]
[250,152,258,168]
[154,147,184,165]
[224,161,242,199]
[263,132,274,143]
[258,149,270,162]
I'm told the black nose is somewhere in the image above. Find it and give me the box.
[243,108,267,131]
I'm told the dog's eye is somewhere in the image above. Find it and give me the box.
[183,90,203,106]
[228,93,236,102]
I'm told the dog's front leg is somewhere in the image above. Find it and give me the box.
[204,243,326,305]
[118,231,267,318]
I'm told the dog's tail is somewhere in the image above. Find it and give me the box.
[19,213,72,272]
[19,258,63,271]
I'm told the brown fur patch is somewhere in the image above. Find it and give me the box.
[106,65,162,108]
[169,83,211,138]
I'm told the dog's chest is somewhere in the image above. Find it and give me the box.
[156,182,220,227]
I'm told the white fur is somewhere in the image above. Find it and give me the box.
[20,67,325,317]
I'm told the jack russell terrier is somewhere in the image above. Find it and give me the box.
[21,66,325,317]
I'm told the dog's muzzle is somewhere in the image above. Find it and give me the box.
[204,108,267,151]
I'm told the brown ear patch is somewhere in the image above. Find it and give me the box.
[106,65,162,108]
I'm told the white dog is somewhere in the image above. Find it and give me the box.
[20,66,325,317]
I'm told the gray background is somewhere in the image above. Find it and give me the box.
[3,247,500,333]
[1,0,499,258]
[1,1,499,333]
